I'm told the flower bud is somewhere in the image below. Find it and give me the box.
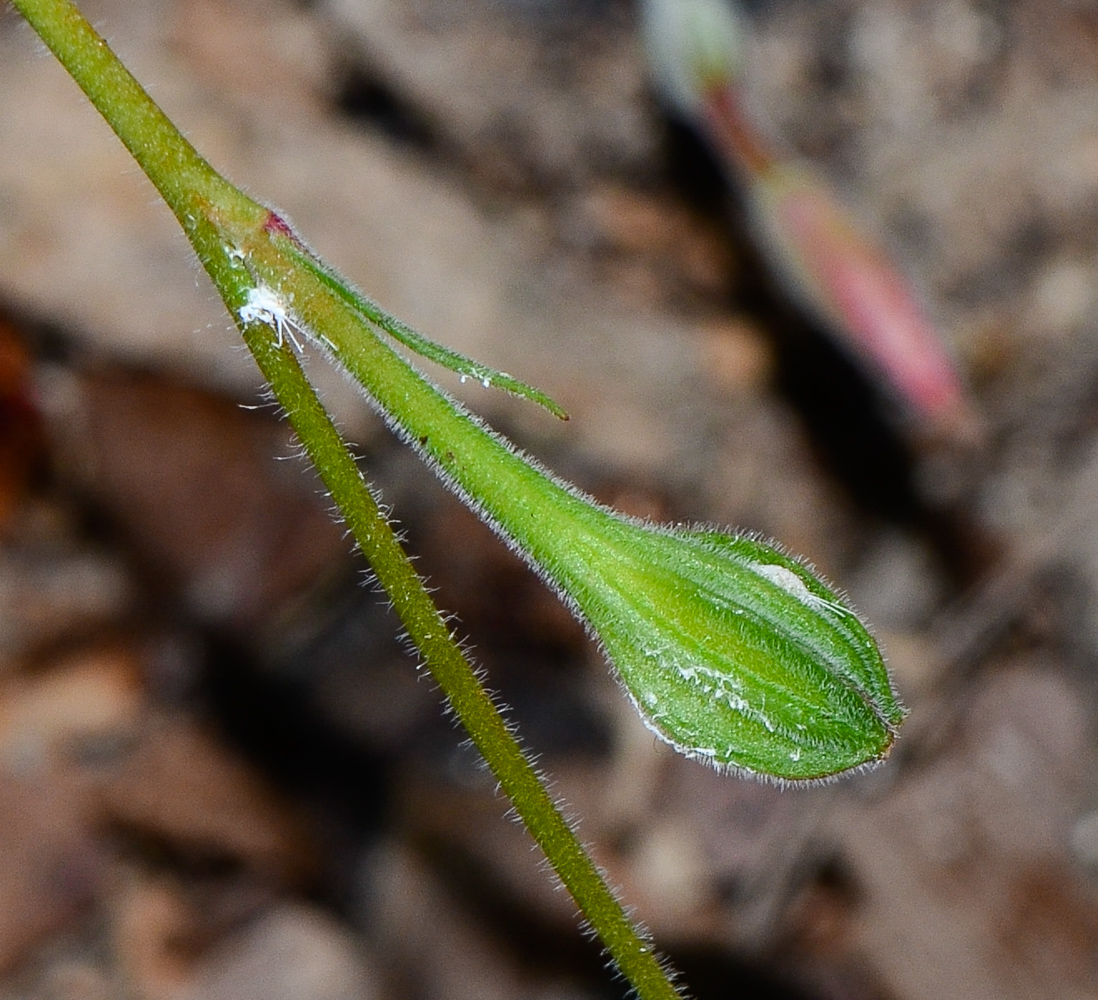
[260,218,906,782]
[549,513,904,781]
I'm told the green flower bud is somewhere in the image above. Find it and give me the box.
[254,225,906,784]
[548,514,904,781]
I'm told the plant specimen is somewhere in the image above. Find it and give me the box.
[6,0,906,996]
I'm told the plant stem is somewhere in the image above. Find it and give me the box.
[9,0,684,995]
[250,334,680,1000]
[253,237,901,781]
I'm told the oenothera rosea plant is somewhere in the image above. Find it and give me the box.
[8,0,905,996]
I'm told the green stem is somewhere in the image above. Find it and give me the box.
[9,0,684,995]
[251,239,902,781]
[10,0,269,311]
[242,330,679,1000]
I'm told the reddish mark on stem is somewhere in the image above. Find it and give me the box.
[265,210,314,254]
[264,211,295,238]
[263,209,312,255]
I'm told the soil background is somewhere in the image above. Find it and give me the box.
[2,1,1098,998]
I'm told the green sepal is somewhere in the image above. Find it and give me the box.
[549,515,905,782]
[283,240,568,420]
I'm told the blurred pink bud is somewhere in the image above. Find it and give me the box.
[703,86,980,442]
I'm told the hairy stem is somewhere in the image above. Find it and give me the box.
[243,329,681,1000]
[9,0,685,995]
